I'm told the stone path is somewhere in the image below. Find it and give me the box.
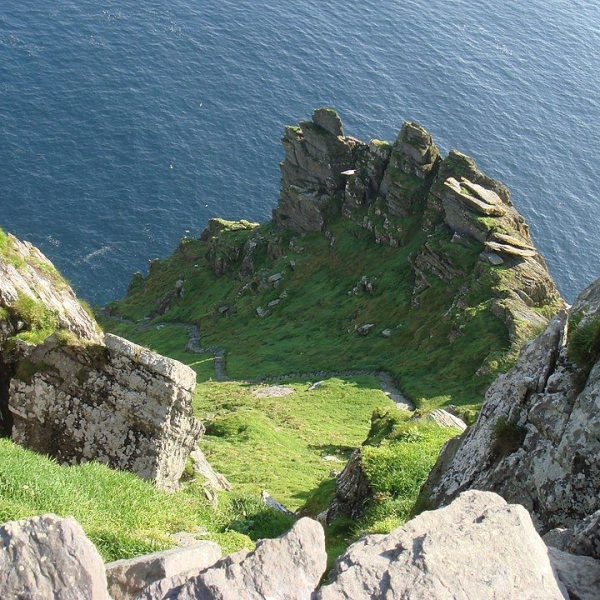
[104,315,414,411]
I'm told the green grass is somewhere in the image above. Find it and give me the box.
[108,215,528,410]
[195,377,395,509]
[0,438,256,561]
[568,315,600,367]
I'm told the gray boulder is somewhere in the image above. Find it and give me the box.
[0,514,110,600]
[146,517,326,600]
[106,542,221,600]
[548,547,600,600]
[318,491,566,600]
[9,332,202,491]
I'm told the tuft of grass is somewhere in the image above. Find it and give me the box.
[568,315,600,367]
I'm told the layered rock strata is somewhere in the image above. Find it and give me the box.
[272,109,562,347]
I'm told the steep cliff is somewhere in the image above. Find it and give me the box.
[419,277,600,556]
[111,108,563,413]
[0,229,201,490]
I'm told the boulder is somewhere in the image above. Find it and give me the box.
[106,542,221,600]
[419,278,600,537]
[548,547,600,600]
[9,333,202,491]
[417,408,467,432]
[0,514,110,600]
[318,491,566,599]
[143,518,327,600]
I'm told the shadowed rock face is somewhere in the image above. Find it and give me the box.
[420,278,600,547]
[9,333,202,491]
[273,108,363,233]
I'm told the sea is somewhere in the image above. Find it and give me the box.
[1,0,598,304]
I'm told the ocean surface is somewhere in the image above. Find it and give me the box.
[1,1,598,304]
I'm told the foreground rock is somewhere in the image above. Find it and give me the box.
[141,518,327,600]
[10,332,202,491]
[548,547,600,600]
[0,514,110,600]
[420,278,600,541]
[106,542,221,600]
[318,491,566,600]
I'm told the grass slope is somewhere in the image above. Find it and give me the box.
[109,217,514,412]
[101,319,459,562]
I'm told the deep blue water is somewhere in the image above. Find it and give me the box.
[1,1,599,304]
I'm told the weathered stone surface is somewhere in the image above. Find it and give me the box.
[190,449,232,492]
[318,491,566,600]
[417,408,467,431]
[0,514,110,600]
[548,547,600,600]
[423,149,511,229]
[106,542,221,600]
[9,332,202,490]
[273,109,362,233]
[326,449,371,524]
[312,107,344,137]
[544,510,600,560]
[146,518,326,600]
[420,278,600,538]
[0,232,100,342]
[379,121,440,217]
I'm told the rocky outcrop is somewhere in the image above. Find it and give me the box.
[273,108,362,233]
[0,514,110,600]
[419,277,600,544]
[9,332,202,490]
[319,491,567,600]
[544,510,600,560]
[273,110,563,350]
[0,231,203,491]
[548,547,600,600]
[106,542,221,600]
[325,449,371,524]
[0,231,100,342]
[140,517,327,600]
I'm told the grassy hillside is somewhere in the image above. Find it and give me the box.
[0,438,256,562]
[101,319,456,561]
[108,216,516,413]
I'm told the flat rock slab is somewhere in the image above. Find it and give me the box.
[252,385,295,398]
[140,518,327,600]
[106,541,221,600]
